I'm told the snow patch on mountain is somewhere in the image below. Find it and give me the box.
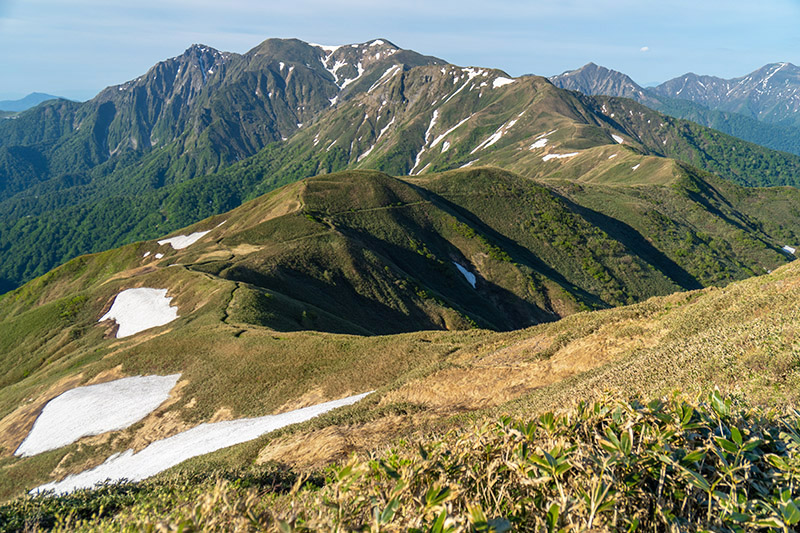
[612,134,624,144]
[340,62,365,89]
[99,288,179,338]
[453,263,477,288]
[411,110,439,174]
[471,113,523,154]
[530,138,548,149]
[310,43,342,53]
[33,392,373,495]
[492,77,515,88]
[158,230,211,250]
[431,115,472,148]
[542,152,579,161]
[15,374,181,457]
[368,65,402,93]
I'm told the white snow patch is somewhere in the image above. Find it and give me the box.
[453,263,477,288]
[612,134,624,144]
[33,392,372,495]
[411,110,439,175]
[369,39,385,47]
[158,230,211,250]
[442,141,450,152]
[530,138,548,149]
[142,251,151,258]
[535,129,557,140]
[368,65,401,93]
[492,77,515,88]
[460,67,486,81]
[377,117,395,140]
[310,43,342,53]
[99,288,178,338]
[15,375,180,457]
[471,115,521,154]
[357,145,375,162]
[340,62,365,89]
[608,154,618,159]
[442,79,473,104]
[460,160,477,168]
[329,96,338,106]
[431,115,472,148]
[154,253,164,259]
[631,164,641,171]
[279,62,285,71]
[542,153,579,162]
[782,245,796,254]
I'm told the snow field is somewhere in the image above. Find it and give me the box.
[530,138,548,149]
[158,230,211,250]
[453,262,477,288]
[16,375,181,457]
[542,152,579,161]
[33,392,373,495]
[471,114,523,154]
[492,77,515,88]
[99,288,179,338]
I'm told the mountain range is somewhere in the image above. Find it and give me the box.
[4,37,800,527]
[3,39,800,295]
[551,62,800,155]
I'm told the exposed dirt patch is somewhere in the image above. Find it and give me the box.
[275,388,334,413]
[194,250,234,263]
[256,415,414,471]
[230,244,264,257]
[102,265,159,286]
[381,320,665,411]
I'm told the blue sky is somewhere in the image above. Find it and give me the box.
[1,0,799,101]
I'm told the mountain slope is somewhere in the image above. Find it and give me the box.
[550,63,800,156]
[4,170,800,499]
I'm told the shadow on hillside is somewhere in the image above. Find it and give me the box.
[215,206,565,335]
[407,185,607,308]
[555,194,703,291]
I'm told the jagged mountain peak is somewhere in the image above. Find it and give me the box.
[549,62,645,101]
[652,62,800,125]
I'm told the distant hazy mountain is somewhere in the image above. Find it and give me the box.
[550,63,800,156]
[0,92,62,112]
[653,63,800,127]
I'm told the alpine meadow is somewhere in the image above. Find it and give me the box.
[4,24,800,532]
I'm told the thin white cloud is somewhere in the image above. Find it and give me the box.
[640,46,650,52]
